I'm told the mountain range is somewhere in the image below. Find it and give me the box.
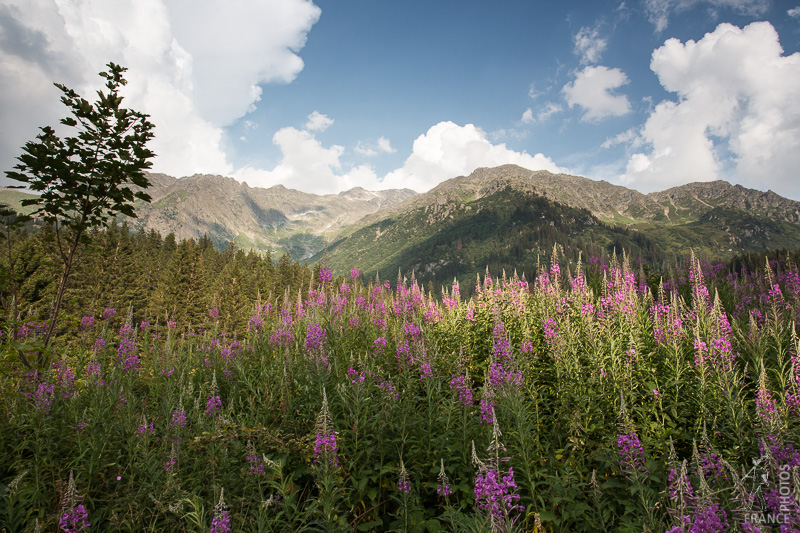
[1,173,416,259]
[3,165,800,286]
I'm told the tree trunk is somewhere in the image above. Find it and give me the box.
[41,230,82,363]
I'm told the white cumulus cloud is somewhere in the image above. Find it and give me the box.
[601,128,639,149]
[235,126,378,194]
[380,122,567,192]
[562,66,631,121]
[236,121,566,194]
[538,102,563,122]
[620,22,800,197]
[161,0,320,126]
[0,0,320,180]
[304,110,333,132]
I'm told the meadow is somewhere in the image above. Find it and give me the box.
[1,251,799,532]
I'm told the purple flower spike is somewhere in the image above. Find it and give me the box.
[79,316,94,331]
[59,471,90,532]
[474,467,523,519]
[398,461,411,493]
[449,372,474,407]
[617,393,647,480]
[210,489,231,533]
[171,407,187,429]
[206,395,222,417]
[479,393,494,424]
[59,504,90,533]
[246,441,265,476]
[437,459,454,498]
[314,430,338,467]
[319,267,333,283]
[691,503,728,533]
[313,389,339,468]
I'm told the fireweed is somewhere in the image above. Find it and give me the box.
[116,324,140,372]
[305,322,328,369]
[3,256,800,530]
[171,404,187,430]
[58,471,90,533]
[79,316,94,331]
[313,389,338,468]
[437,458,454,499]
[312,387,346,530]
[684,456,729,533]
[787,349,800,419]
[450,371,474,407]
[665,458,694,528]
[205,371,222,418]
[245,440,265,476]
[164,442,177,472]
[135,414,155,437]
[210,489,231,533]
[479,388,495,425]
[616,394,647,481]
[397,460,411,493]
[615,392,662,531]
[472,414,523,532]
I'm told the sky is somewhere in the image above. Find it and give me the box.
[1,0,799,199]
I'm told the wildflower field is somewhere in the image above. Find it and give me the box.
[1,252,800,532]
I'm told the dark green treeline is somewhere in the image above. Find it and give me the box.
[0,222,314,337]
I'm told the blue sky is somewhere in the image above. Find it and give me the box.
[1,0,800,198]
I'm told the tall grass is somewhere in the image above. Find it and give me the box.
[1,257,799,532]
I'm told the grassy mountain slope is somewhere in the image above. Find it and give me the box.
[0,188,39,216]
[374,164,800,224]
[317,167,800,290]
[318,186,671,287]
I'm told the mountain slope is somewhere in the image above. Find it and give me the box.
[1,173,417,259]
[646,181,800,224]
[363,164,800,226]
[3,165,799,273]
[317,185,670,285]
[132,173,417,258]
[316,166,800,287]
